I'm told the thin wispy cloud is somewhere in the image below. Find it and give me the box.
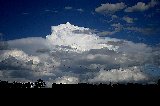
[76,8,84,12]
[44,9,58,13]
[65,6,72,10]
[122,16,136,24]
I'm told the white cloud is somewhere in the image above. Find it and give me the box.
[95,2,126,14]
[125,2,148,12]
[0,49,40,64]
[65,6,72,10]
[46,22,118,52]
[122,16,135,23]
[76,8,84,12]
[1,22,160,86]
[8,37,49,55]
[125,0,158,12]
[89,67,148,84]
[55,76,79,84]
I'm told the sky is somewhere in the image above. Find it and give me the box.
[0,0,160,86]
[0,0,160,45]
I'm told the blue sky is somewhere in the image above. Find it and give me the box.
[0,0,160,45]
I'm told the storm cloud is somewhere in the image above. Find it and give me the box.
[0,22,160,87]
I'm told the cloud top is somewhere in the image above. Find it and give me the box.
[46,22,119,52]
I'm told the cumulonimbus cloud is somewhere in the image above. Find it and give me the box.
[0,22,160,86]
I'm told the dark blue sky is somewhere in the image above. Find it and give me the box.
[0,0,160,45]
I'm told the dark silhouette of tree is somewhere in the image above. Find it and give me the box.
[34,79,46,88]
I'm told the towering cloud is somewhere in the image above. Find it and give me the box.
[46,22,119,52]
[0,22,160,86]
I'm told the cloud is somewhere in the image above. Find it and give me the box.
[95,2,126,14]
[65,7,84,12]
[111,23,122,28]
[97,31,116,36]
[65,6,72,10]
[111,15,118,19]
[105,15,119,23]
[125,0,158,12]
[125,27,159,35]
[54,76,79,84]
[111,23,123,31]
[97,23,123,36]
[46,22,118,52]
[1,22,160,86]
[44,9,58,13]
[76,8,84,12]
[122,16,136,23]
[89,67,148,83]
[8,37,49,55]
